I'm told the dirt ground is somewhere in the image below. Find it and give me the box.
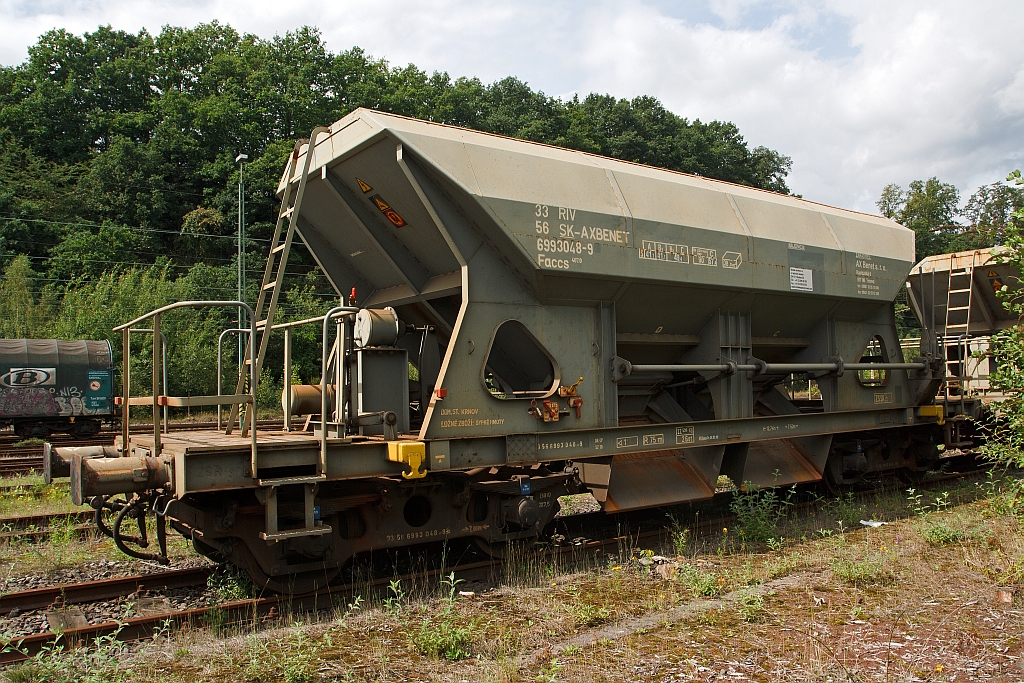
[4,475,1024,682]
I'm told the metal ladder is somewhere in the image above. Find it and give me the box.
[227,126,333,543]
[941,251,977,409]
[227,125,330,441]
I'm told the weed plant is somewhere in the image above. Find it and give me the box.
[729,482,794,544]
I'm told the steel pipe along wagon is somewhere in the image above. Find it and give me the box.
[47,109,970,592]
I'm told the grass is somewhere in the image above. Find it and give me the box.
[0,480,78,518]
[0,473,199,579]
[830,549,898,587]
[2,470,1022,682]
[411,613,476,660]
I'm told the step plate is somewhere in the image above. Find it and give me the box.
[260,525,333,542]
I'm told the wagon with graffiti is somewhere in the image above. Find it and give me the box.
[0,339,116,438]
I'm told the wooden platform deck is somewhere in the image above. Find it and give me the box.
[122,429,386,455]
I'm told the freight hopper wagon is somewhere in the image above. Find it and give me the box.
[904,247,1022,445]
[50,110,955,592]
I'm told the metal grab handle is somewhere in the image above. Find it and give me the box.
[321,306,359,474]
[217,328,251,430]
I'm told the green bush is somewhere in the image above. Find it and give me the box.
[922,520,977,547]
[830,552,897,587]
[411,615,475,661]
[676,562,721,597]
[730,484,794,544]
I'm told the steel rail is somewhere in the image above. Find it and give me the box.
[0,566,212,616]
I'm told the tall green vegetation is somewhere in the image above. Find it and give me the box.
[0,23,793,397]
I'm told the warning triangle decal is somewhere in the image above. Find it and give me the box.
[356,178,372,193]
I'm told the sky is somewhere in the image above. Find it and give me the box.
[2,0,1022,214]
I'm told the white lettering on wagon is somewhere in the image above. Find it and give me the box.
[639,241,740,270]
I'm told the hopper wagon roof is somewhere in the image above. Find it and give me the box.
[279,109,914,308]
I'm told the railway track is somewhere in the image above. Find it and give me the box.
[0,466,994,664]
[0,511,96,544]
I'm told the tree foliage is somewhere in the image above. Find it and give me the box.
[0,22,796,394]
[878,177,1024,260]
[0,23,793,271]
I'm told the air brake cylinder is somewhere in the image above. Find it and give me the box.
[69,454,173,506]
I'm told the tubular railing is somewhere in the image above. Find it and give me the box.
[320,307,359,473]
[217,328,251,430]
[625,360,928,375]
[117,329,169,432]
[114,301,257,475]
[270,314,342,432]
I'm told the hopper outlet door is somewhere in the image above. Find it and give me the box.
[588,447,723,512]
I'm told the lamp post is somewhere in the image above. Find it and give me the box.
[235,153,249,422]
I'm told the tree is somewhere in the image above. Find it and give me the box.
[876,177,962,258]
[0,22,795,391]
[963,182,1024,246]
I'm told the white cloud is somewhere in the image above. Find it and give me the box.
[1,0,1022,212]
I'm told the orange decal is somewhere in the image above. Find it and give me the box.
[369,194,406,227]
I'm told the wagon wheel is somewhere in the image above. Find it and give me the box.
[821,462,843,497]
[896,467,926,486]
[237,542,340,595]
[192,536,227,563]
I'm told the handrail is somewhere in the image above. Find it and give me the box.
[115,301,257,476]
[268,314,330,330]
[217,328,251,430]
[626,361,928,375]
[129,329,169,432]
[321,306,359,474]
[114,300,255,332]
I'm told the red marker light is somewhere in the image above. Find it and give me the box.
[350,287,357,306]
[436,388,447,399]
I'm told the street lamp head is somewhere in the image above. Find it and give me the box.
[235,153,249,163]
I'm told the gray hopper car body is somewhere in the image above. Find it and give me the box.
[57,110,957,592]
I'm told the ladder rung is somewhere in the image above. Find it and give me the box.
[280,206,295,218]
[255,319,268,328]
[948,306,970,311]
[948,288,971,293]
[271,243,287,254]
[262,281,278,291]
